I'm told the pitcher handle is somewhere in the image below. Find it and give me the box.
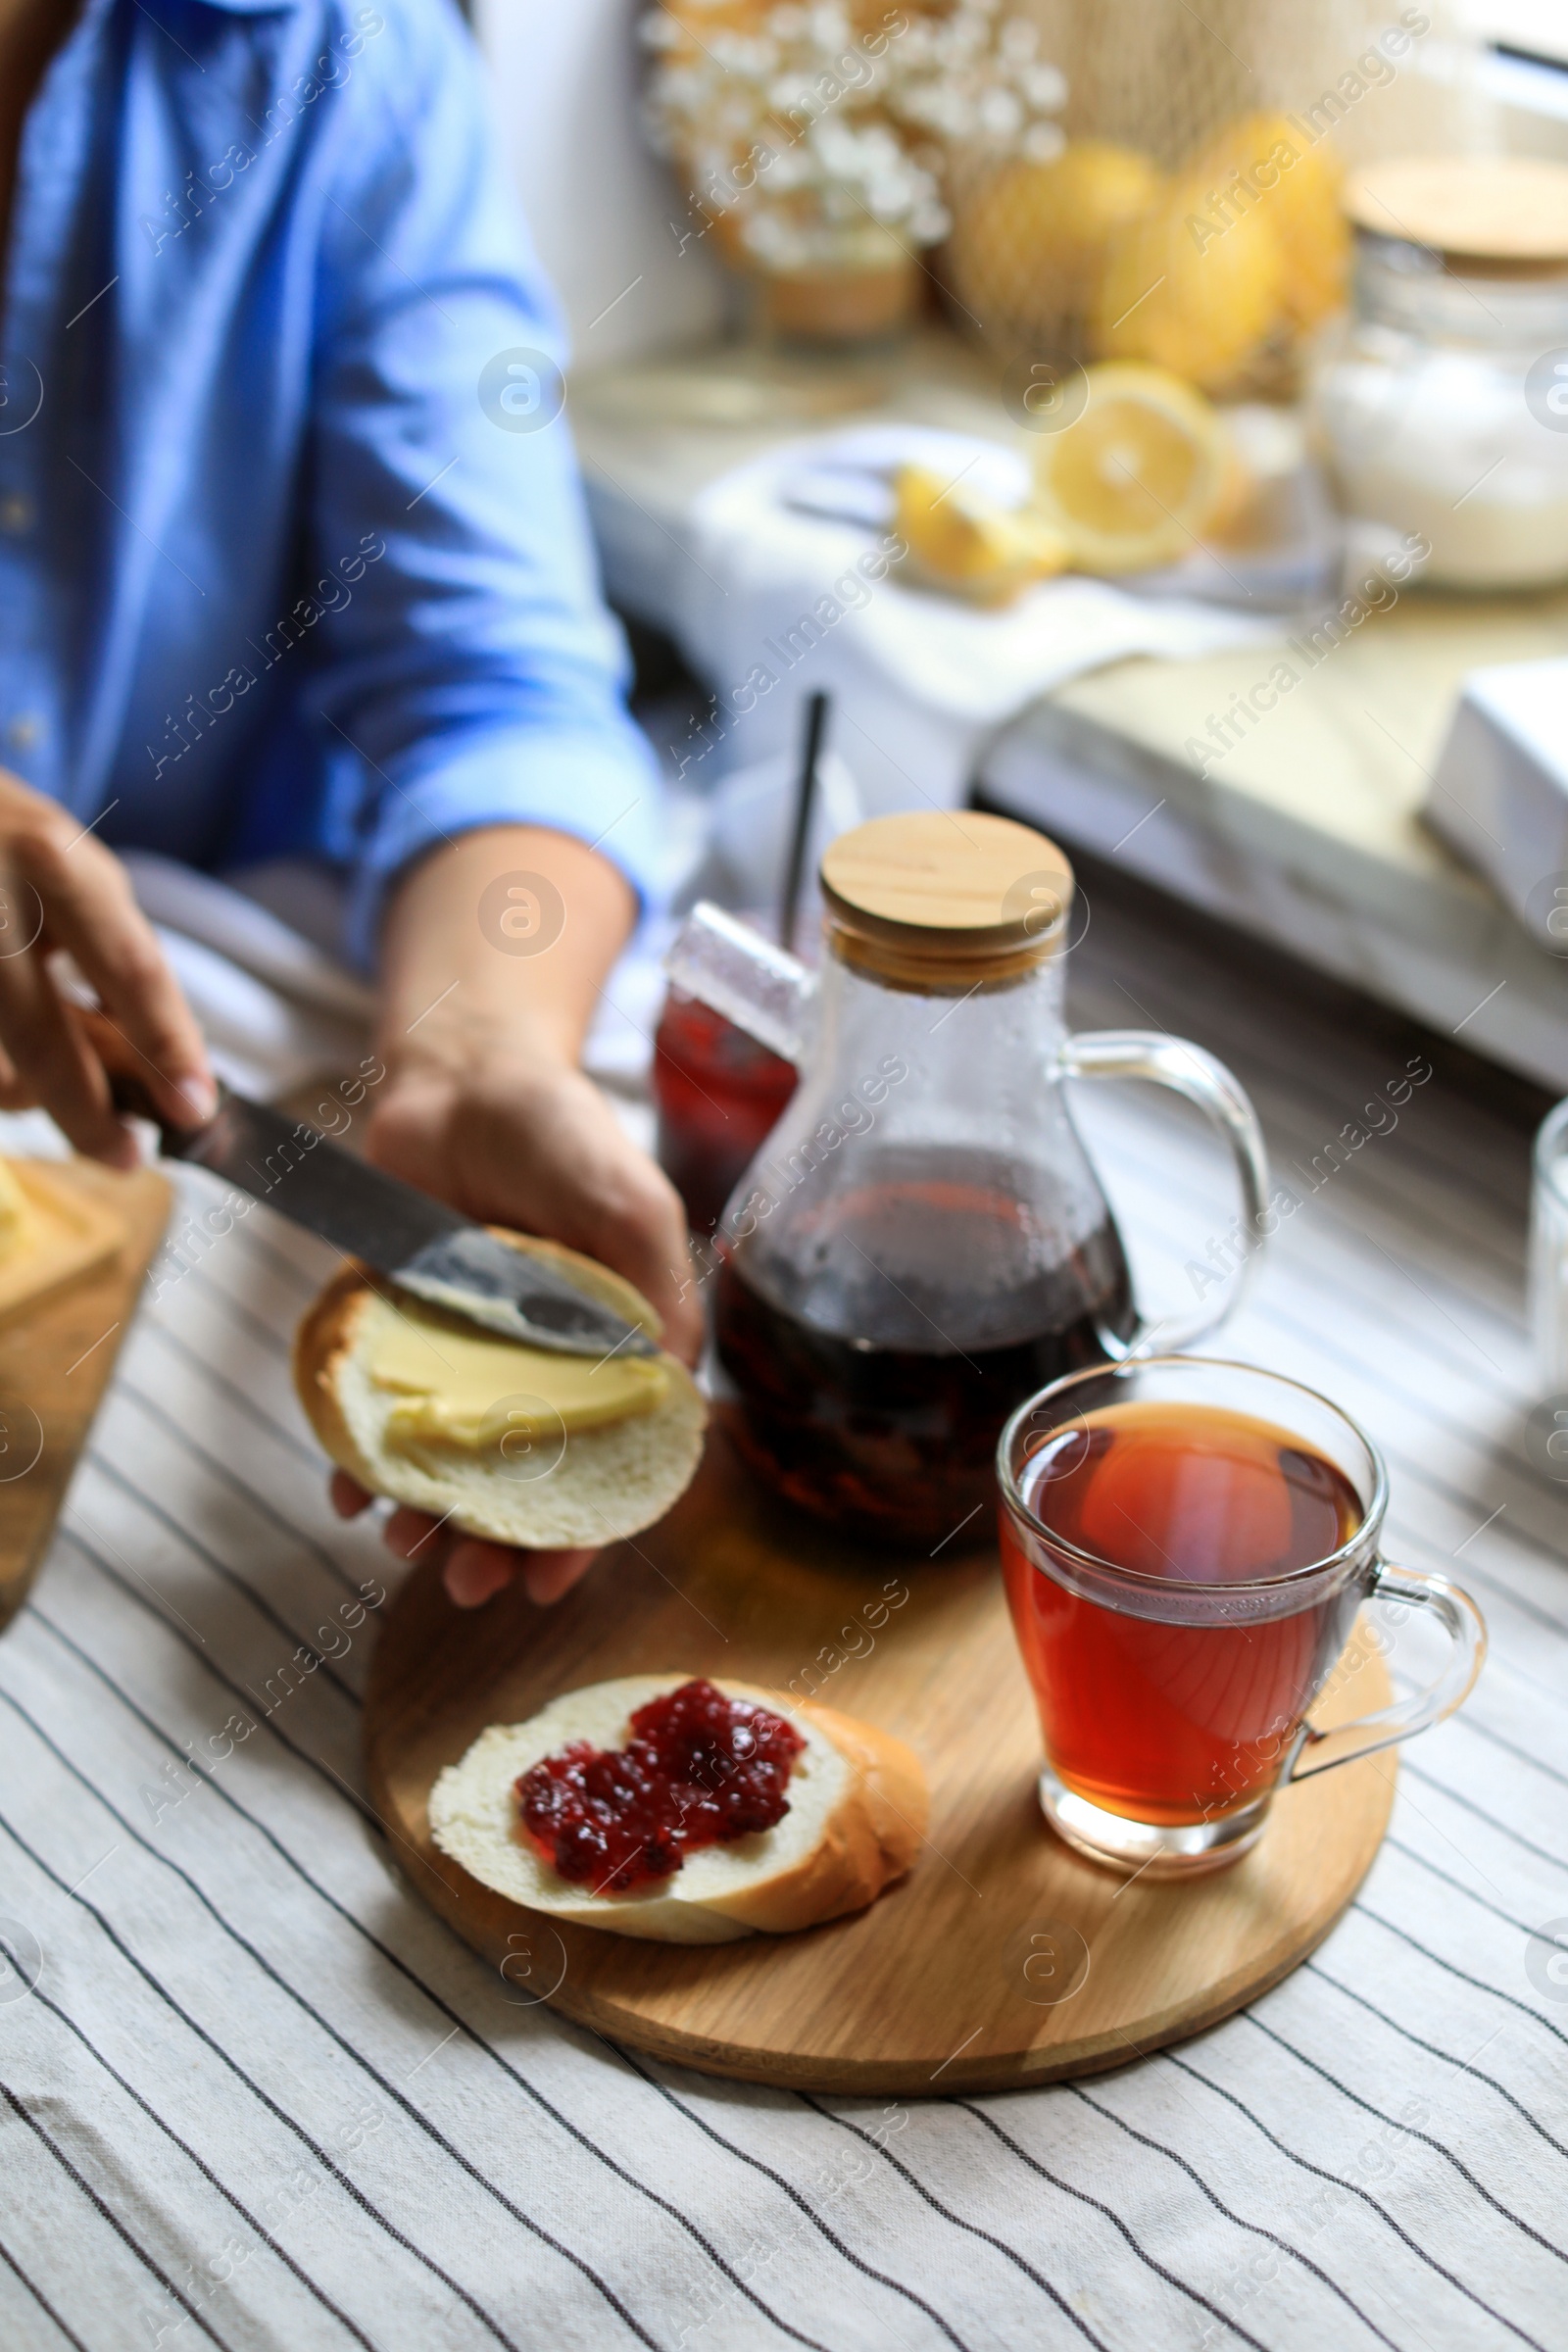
[1059,1029,1271,1353]
[1289,1563,1487,1781]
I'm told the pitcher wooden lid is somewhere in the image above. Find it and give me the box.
[1344,155,1568,266]
[819,810,1074,987]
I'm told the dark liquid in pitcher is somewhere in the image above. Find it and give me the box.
[713,1146,1135,1547]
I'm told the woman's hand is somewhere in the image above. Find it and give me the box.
[329,1469,596,1610]
[0,782,693,1610]
[336,823,699,1612]
[365,1044,701,1363]
[332,1046,700,1610]
[0,768,215,1155]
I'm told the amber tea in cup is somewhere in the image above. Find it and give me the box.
[999,1358,1486,1876]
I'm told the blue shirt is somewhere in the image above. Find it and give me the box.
[0,0,662,965]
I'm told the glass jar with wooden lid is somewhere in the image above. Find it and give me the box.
[666,810,1269,1545]
[1309,155,1568,588]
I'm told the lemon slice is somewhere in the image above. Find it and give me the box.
[895,465,1071,605]
[1030,364,1226,574]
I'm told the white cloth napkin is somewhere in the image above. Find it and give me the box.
[0,937,1557,2352]
[673,424,1285,805]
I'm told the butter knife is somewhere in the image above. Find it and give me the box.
[115,1078,658,1359]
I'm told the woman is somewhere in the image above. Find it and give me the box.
[0,0,698,1603]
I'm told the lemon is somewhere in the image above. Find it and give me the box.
[1030,364,1227,574]
[895,466,1071,605]
[1093,172,1284,394]
[1187,111,1348,335]
[947,142,1164,347]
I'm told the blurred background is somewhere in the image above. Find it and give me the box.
[486,0,1562,364]
[483,6,1568,1193]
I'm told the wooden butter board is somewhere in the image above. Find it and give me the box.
[0,1160,172,1634]
[0,1161,127,1320]
[366,1432,1396,2097]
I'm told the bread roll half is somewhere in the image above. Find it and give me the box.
[292,1233,707,1551]
[428,1673,928,1942]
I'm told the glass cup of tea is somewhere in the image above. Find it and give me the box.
[999,1356,1486,1878]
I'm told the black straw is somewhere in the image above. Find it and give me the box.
[779,690,829,955]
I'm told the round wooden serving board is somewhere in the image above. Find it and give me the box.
[365,1433,1396,2096]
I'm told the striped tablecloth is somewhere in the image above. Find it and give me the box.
[2,871,1566,2352]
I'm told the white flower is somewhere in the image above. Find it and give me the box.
[807,3,851,49]
[768,73,816,112]
[1022,63,1067,111]
[977,87,1024,139]
[766,146,812,190]
[1021,120,1067,164]
[642,0,1069,264]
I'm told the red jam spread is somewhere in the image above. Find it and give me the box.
[515,1679,807,1893]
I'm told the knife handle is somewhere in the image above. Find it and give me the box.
[108,1070,209,1154]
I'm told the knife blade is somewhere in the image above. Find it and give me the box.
[116,1079,658,1358]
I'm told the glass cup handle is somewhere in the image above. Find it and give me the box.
[1059,1029,1271,1353]
[1289,1562,1488,1782]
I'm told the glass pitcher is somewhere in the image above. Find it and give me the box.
[666,811,1269,1548]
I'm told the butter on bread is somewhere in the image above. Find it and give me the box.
[366,1309,669,1446]
[292,1232,707,1550]
[428,1672,927,1942]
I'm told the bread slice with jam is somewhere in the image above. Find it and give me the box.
[427,1672,927,1943]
